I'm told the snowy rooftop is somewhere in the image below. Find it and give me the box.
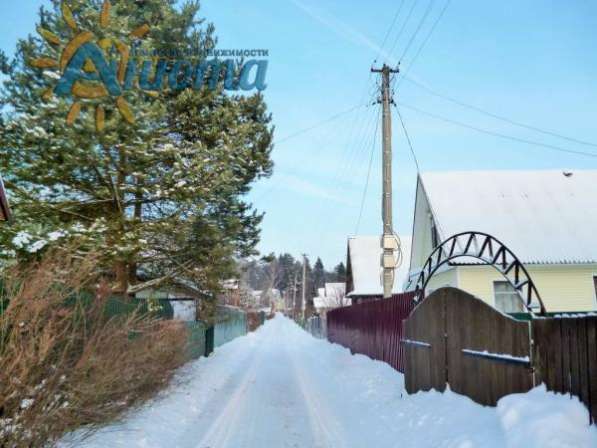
[313,295,350,309]
[347,235,411,296]
[324,282,345,298]
[420,170,597,264]
[313,283,348,310]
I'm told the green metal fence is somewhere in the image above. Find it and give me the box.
[185,321,207,359]
[103,297,174,320]
[1,288,249,359]
[214,306,247,348]
[0,290,175,320]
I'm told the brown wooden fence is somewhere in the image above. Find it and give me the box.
[533,316,597,424]
[327,286,596,422]
[402,291,446,393]
[327,292,416,372]
[403,287,597,423]
[404,288,533,406]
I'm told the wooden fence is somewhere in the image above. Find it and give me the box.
[326,286,596,422]
[403,287,597,423]
[404,288,533,406]
[533,316,597,424]
[327,292,416,372]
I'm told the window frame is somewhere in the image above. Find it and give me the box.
[431,218,439,249]
[492,280,525,313]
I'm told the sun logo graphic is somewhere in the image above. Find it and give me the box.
[30,1,150,132]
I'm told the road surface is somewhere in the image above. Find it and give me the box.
[61,314,597,448]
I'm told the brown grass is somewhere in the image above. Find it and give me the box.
[0,250,189,447]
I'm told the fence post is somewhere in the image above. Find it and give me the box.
[205,326,214,356]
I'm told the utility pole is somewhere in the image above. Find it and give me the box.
[292,271,298,318]
[301,254,307,321]
[371,64,400,299]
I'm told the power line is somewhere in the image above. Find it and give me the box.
[307,76,380,252]
[274,103,368,145]
[398,101,597,159]
[311,97,380,249]
[255,102,369,201]
[355,106,381,234]
[399,0,451,81]
[387,0,419,58]
[403,76,597,148]
[308,95,378,248]
[340,80,380,178]
[341,102,379,187]
[394,104,421,172]
[398,0,435,62]
[375,0,405,62]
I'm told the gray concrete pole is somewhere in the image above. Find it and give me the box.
[371,64,399,299]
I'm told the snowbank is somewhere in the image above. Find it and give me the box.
[60,314,597,447]
[498,385,596,448]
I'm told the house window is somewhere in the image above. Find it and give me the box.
[493,281,524,313]
[431,219,439,249]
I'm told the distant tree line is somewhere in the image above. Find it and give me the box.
[240,254,346,306]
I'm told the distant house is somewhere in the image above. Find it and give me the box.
[241,288,281,309]
[0,174,11,222]
[134,279,202,321]
[313,282,349,314]
[221,278,241,306]
[345,236,411,303]
[406,170,597,313]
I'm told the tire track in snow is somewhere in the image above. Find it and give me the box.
[193,319,346,448]
[194,346,261,448]
[288,342,349,448]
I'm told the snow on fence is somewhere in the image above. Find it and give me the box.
[326,292,417,373]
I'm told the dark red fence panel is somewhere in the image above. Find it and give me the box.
[326,292,417,372]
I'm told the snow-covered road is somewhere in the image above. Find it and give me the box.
[62,314,597,448]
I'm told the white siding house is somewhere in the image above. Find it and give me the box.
[346,235,411,301]
[407,170,597,313]
[313,283,349,313]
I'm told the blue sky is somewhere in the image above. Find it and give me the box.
[2,1,597,269]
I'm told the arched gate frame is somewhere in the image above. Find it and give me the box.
[413,231,546,315]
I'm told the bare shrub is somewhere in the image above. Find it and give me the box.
[0,249,188,446]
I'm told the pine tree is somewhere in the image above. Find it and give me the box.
[334,262,347,283]
[0,1,273,296]
[303,257,316,318]
[312,257,325,290]
[303,257,315,299]
[275,253,296,294]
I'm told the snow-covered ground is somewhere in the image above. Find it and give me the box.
[61,314,597,448]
